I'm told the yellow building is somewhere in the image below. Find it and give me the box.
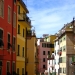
[26,33,38,75]
[44,35,56,55]
[16,0,31,75]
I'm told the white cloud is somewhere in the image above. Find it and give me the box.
[23,0,75,37]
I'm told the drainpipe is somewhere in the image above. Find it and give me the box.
[11,0,14,75]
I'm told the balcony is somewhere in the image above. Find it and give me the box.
[18,13,31,27]
[26,29,36,38]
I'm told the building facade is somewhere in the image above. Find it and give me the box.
[38,35,56,74]
[0,0,17,75]
[16,0,31,75]
[26,32,38,75]
[54,37,59,75]
[57,19,75,75]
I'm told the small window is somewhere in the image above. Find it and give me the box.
[63,46,66,51]
[14,0,16,3]
[8,6,11,23]
[17,68,19,75]
[0,29,4,48]
[23,29,24,37]
[8,34,10,43]
[17,45,20,56]
[43,65,45,68]
[43,58,45,62]
[0,29,3,39]
[43,51,45,55]
[13,12,16,27]
[0,67,2,75]
[48,51,50,55]
[22,68,24,75]
[18,24,20,34]
[7,34,11,50]
[0,0,4,17]
[12,62,15,72]
[22,47,24,57]
[7,62,10,72]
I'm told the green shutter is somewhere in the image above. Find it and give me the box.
[72,56,74,62]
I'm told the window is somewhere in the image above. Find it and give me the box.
[12,62,15,72]
[17,68,19,75]
[8,6,11,23]
[0,67,2,75]
[17,45,20,56]
[18,5,20,14]
[18,24,20,34]
[0,29,4,48]
[23,11,25,19]
[63,68,66,74]
[23,29,24,37]
[59,68,62,73]
[13,37,16,51]
[0,0,4,17]
[43,58,45,62]
[42,43,44,47]
[22,47,24,57]
[43,51,45,55]
[43,65,45,68]
[14,0,16,3]
[0,29,3,39]
[59,57,62,63]
[48,51,50,55]
[13,12,16,27]
[63,46,66,51]
[62,57,66,63]
[8,34,10,43]
[7,34,11,50]
[22,68,24,75]
[7,62,10,72]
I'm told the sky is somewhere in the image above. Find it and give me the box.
[23,0,75,38]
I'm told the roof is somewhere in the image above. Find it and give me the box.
[18,0,29,13]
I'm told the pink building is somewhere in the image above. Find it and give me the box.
[38,38,51,74]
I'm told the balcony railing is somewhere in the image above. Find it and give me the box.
[18,13,31,26]
[26,29,36,38]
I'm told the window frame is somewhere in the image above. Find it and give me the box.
[17,45,20,56]
[6,61,10,72]
[0,0,4,18]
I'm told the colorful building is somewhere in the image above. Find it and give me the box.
[26,30,38,75]
[54,36,59,75]
[0,0,17,75]
[56,18,75,75]
[38,35,56,74]
[16,0,31,75]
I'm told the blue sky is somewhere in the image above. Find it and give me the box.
[23,0,75,37]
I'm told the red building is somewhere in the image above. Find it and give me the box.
[0,0,17,75]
